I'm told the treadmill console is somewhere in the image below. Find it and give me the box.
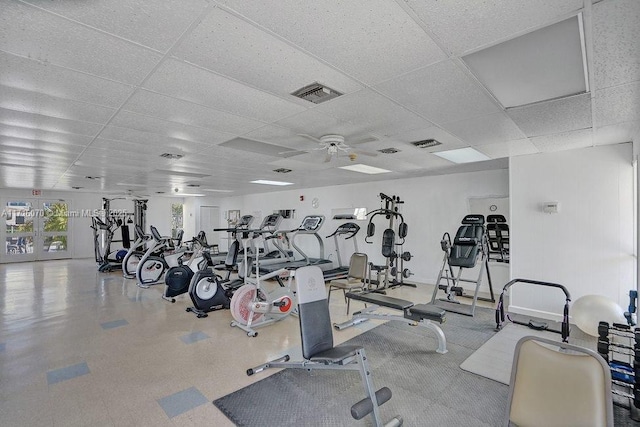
[260,214,282,229]
[300,215,325,232]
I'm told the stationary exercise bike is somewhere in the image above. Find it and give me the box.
[162,234,206,303]
[229,231,296,337]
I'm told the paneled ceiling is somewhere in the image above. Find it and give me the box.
[0,0,638,197]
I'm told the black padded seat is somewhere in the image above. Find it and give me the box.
[309,345,361,364]
[449,224,483,268]
[345,292,413,310]
[408,304,446,323]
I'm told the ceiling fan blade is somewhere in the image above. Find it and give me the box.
[298,134,323,143]
[351,136,378,145]
[354,149,378,157]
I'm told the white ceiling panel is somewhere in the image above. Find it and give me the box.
[0,51,133,107]
[476,139,538,159]
[593,121,639,146]
[404,0,583,55]
[0,108,103,137]
[143,59,306,122]
[442,112,526,146]
[273,110,370,142]
[108,111,233,147]
[0,139,85,155]
[0,85,116,124]
[123,90,265,135]
[100,124,229,151]
[0,2,163,85]
[74,155,164,171]
[217,0,447,85]
[312,89,435,136]
[0,124,94,147]
[22,0,209,53]
[592,0,640,90]
[374,60,501,125]
[173,7,363,97]
[530,128,593,153]
[593,82,640,127]
[242,125,318,150]
[506,93,592,137]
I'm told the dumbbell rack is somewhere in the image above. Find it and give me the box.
[597,321,640,421]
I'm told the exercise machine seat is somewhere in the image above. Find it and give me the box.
[449,223,483,268]
[409,304,446,323]
[345,292,414,311]
[309,345,361,364]
[505,336,613,427]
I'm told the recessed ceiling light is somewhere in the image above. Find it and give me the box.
[202,188,234,193]
[339,164,391,174]
[250,180,294,186]
[433,147,491,164]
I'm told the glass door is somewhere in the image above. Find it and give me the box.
[2,199,71,262]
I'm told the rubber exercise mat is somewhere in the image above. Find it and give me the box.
[214,307,509,426]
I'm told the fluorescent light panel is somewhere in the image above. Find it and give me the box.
[338,164,391,174]
[463,15,587,108]
[433,147,490,164]
[250,179,294,186]
[202,188,234,193]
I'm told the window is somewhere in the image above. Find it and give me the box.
[171,203,183,238]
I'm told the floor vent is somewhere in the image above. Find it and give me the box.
[292,83,342,104]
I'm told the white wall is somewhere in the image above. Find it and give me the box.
[204,168,509,287]
[510,143,635,320]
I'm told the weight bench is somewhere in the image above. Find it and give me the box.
[248,266,403,427]
[334,291,448,354]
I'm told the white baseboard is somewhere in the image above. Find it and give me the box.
[508,305,563,322]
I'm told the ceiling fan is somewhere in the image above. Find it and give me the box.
[298,134,378,162]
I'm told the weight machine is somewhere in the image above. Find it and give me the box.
[365,193,415,290]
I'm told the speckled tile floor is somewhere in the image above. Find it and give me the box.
[0,259,505,426]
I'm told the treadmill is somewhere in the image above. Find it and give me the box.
[322,221,361,281]
[245,214,294,267]
[207,214,254,265]
[257,215,333,274]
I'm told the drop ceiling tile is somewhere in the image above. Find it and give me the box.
[506,93,592,137]
[476,139,538,159]
[143,59,306,122]
[108,111,234,146]
[22,0,209,53]
[173,8,363,97]
[0,2,163,85]
[442,112,526,146]
[242,125,317,150]
[312,89,435,136]
[593,82,640,127]
[217,0,446,85]
[0,52,133,107]
[593,121,639,146]
[0,108,103,137]
[592,0,640,90]
[530,128,593,152]
[374,60,501,125]
[0,124,94,147]
[0,85,116,124]
[75,155,161,171]
[0,139,84,155]
[404,0,583,55]
[123,90,265,135]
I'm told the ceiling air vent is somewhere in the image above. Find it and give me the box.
[85,176,100,180]
[292,83,342,104]
[186,184,200,188]
[411,139,442,149]
[273,168,292,174]
[378,148,400,154]
[160,153,184,160]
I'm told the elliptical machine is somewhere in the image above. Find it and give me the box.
[135,226,185,288]
[122,225,152,279]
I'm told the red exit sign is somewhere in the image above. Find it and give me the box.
[32,189,41,196]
